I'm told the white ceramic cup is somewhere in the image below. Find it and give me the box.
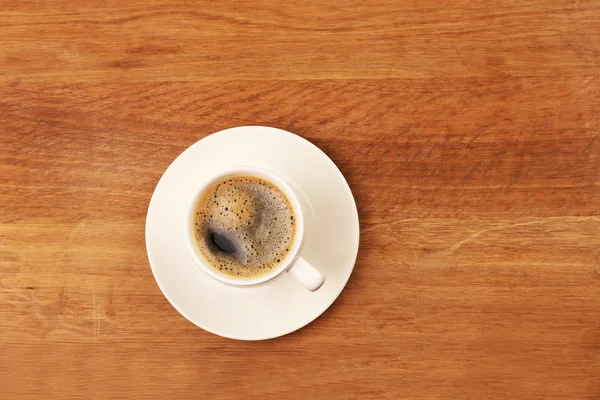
[185,167,325,291]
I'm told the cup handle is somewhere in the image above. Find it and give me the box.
[287,257,325,291]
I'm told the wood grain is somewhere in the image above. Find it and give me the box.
[1,1,599,399]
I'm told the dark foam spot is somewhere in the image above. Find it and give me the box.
[211,232,236,253]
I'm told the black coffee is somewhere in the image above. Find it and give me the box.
[193,176,296,278]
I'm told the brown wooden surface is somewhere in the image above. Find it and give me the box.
[1,1,599,399]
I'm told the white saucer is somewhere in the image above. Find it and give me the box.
[145,126,359,340]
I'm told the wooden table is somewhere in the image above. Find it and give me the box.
[1,1,599,399]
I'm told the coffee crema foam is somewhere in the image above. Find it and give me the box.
[193,176,296,278]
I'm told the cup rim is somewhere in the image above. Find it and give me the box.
[185,166,305,287]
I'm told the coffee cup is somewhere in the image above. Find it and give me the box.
[185,166,325,291]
